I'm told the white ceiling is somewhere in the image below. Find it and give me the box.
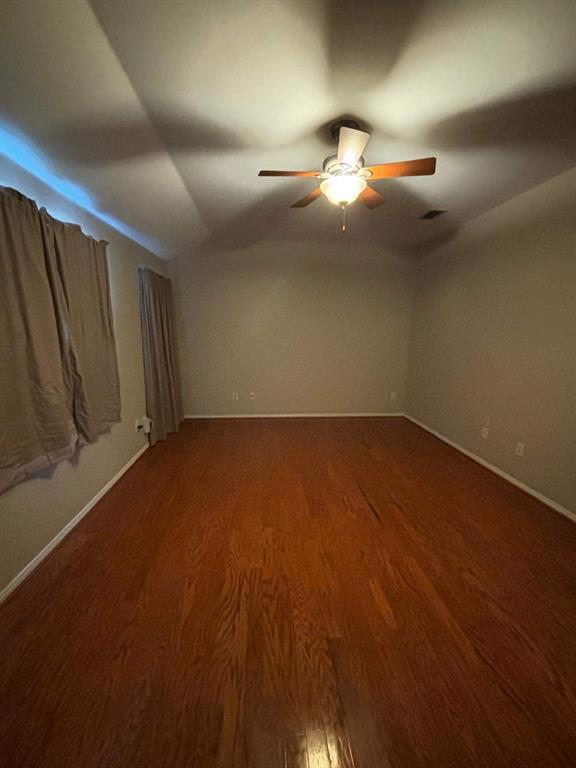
[1,0,576,258]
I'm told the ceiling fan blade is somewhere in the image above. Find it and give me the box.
[365,157,436,179]
[258,170,321,177]
[291,188,322,208]
[358,186,385,209]
[337,126,371,167]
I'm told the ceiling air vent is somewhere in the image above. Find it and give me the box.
[420,209,447,220]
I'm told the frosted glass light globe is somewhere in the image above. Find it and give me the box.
[320,175,367,206]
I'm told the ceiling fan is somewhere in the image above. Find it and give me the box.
[258,119,437,231]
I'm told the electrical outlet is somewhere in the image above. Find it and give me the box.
[232,392,239,401]
[135,417,151,434]
[249,392,256,400]
[515,442,525,457]
[481,426,489,440]
[390,391,397,401]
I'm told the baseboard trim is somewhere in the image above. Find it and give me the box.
[404,414,575,524]
[0,443,149,605]
[184,412,404,419]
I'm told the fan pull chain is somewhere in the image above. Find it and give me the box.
[341,204,347,233]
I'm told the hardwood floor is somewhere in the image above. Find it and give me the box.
[1,417,575,767]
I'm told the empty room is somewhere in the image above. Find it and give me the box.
[1,0,575,766]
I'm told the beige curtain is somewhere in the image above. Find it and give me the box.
[139,267,182,445]
[0,189,77,493]
[0,186,121,495]
[41,213,121,441]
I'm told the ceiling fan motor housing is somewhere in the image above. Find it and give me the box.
[322,153,365,176]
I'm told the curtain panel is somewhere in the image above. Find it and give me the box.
[138,267,182,445]
[41,212,121,441]
[0,189,78,492]
[0,186,121,495]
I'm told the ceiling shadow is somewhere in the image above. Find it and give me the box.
[51,111,247,166]
[324,0,427,97]
[368,177,460,251]
[409,226,461,258]
[427,79,576,151]
[196,174,451,257]
[195,186,295,255]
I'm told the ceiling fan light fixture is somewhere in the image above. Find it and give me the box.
[320,175,367,207]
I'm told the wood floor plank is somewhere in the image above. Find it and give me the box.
[1,417,575,767]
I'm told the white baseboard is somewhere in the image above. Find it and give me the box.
[184,412,404,419]
[404,414,575,524]
[0,443,149,605]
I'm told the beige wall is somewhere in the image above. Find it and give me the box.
[0,158,165,593]
[170,239,414,416]
[407,168,576,513]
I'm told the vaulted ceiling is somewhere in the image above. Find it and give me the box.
[1,0,576,258]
